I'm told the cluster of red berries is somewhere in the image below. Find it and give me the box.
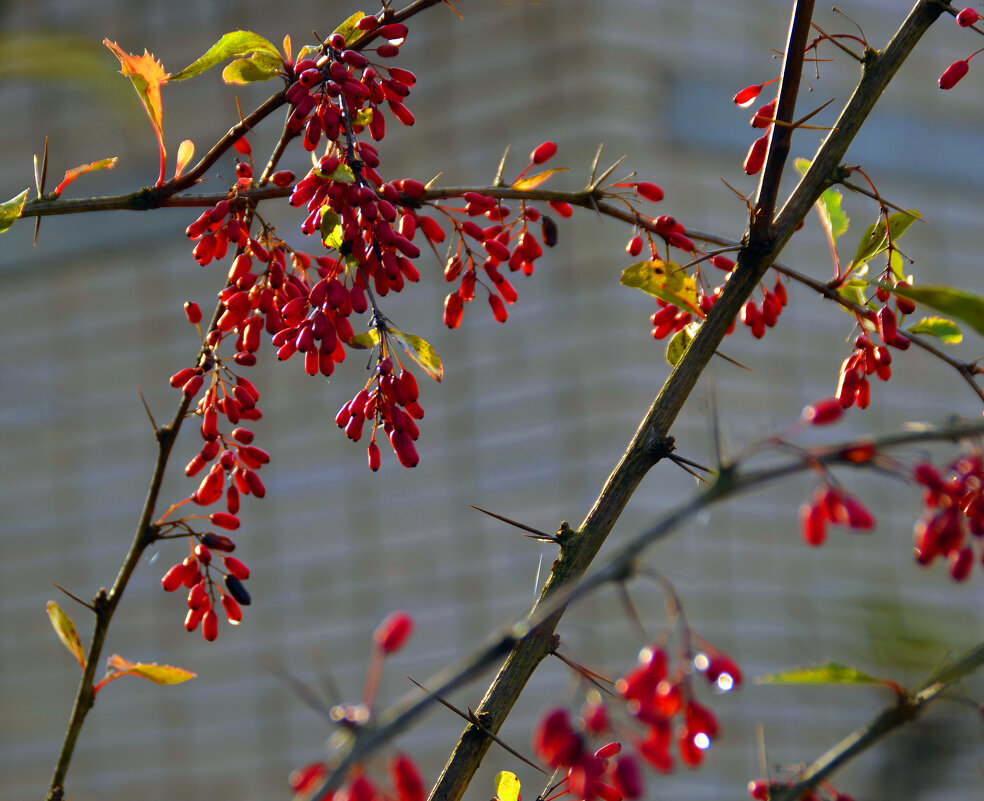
[833,298,912,410]
[649,264,787,344]
[288,611,418,799]
[532,709,644,801]
[733,78,780,175]
[938,8,982,90]
[335,356,423,469]
[912,456,984,581]
[799,485,875,547]
[531,637,740,800]
[615,643,731,771]
[289,756,425,801]
[159,537,252,641]
[438,143,566,328]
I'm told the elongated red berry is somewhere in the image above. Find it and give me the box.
[743,134,769,175]
[802,398,844,425]
[734,83,764,107]
[800,500,826,546]
[531,141,558,164]
[635,182,664,202]
[374,610,414,653]
[751,98,776,128]
[939,59,970,89]
[223,555,250,580]
[183,301,202,324]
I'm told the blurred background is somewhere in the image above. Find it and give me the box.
[2,1,984,799]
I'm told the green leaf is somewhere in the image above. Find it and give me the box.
[387,328,444,382]
[494,771,521,801]
[332,11,366,45]
[169,31,280,81]
[221,52,282,84]
[511,167,568,190]
[907,316,962,345]
[46,601,85,668]
[665,326,691,367]
[835,278,870,309]
[756,661,879,685]
[620,260,700,313]
[105,654,196,685]
[795,158,848,246]
[0,188,29,234]
[347,329,381,349]
[320,209,343,250]
[890,283,984,338]
[846,209,921,275]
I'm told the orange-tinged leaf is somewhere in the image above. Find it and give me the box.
[46,601,84,668]
[103,40,168,185]
[51,157,118,198]
[174,140,195,179]
[511,167,567,190]
[106,654,196,685]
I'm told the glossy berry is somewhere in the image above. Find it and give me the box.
[957,7,980,26]
[939,59,970,89]
[743,134,769,175]
[531,140,558,164]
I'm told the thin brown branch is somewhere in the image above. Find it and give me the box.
[753,0,815,236]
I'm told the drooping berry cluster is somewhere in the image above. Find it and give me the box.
[833,301,911,410]
[799,485,875,547]
[614,643,727,771]
[335,355,423,469]
[532,709,644,801]
[287,611,419,800]
[289,756,426,801]
[912,456,984,580]
[529,634,740,801]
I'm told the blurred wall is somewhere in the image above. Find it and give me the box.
[2,1,984,800]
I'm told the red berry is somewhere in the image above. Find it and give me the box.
[374,610,414,653]
[743,134,769,175]
[223,555,250,580]
[183,301,202,324]
[957,8,980,26]
[210,512,240,531]
[939,59,970,90]
[800,500,827,546]
[202,610,219,641]
[635,181,664,202]
[626,235,643,257]
[531,141,558,164]
[488,293,508,323]
[802,397,844,425]
[751,98,776,128]
[733,83,764,107]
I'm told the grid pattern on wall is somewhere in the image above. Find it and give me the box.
[2,2,983,800]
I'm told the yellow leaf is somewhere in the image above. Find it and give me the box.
[47,601,85,668]
[619,260,700,313]
[387,328,444,382]
[511,167,567,190]
[494,771,521,801]
[175,140,195,179]
[332,11,366,45]
[106,654,196,685]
